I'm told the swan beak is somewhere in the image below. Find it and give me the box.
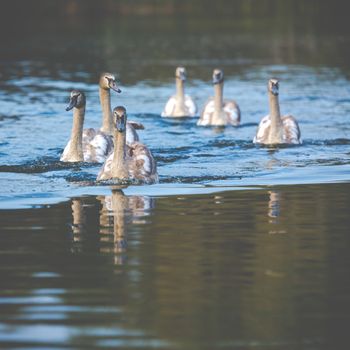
[271,84,279,96]
[66,96,77,111]
[109,80,122,93]
[178,71,186,81]
[213,75,221,85]
[116,113,126,132]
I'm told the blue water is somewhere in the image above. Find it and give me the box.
[0,64,349,208]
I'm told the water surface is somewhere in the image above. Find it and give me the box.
[1,184,350,349]
[0,2,350,349]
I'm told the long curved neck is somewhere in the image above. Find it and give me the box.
[268,92,283,141]
[69,107,85,161]
[214,82,223,113]
[176,78,185,104]
[100,87,113,134]
[111,129,128,179]
[174,78,186,115]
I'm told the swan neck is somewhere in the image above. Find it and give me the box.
[112,129,128,178]
[214,82,223,113]
[70,107,84,160]
[100,87,113,134]
[176,78,185,103]
[269,92,282,129]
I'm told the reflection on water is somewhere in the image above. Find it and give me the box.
[268,190,280,220]
[99,192,129,261]
[70,190,154,266]
[267,190,287,235]
[1,1,350,349]
[1,184,350,349]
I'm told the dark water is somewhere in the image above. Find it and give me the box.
[1,1,350,349]
[1,185,350,349]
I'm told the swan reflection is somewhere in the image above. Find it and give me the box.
[70,190,154,264]
[267,190,286,234]
[268,190,280,223]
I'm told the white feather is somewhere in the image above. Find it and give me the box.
[161,95,197,117]
[197,100,214,126]
[137,154,151,173]
[253,115,270,143]
[97,153,113,180]
[197,98,240,126]
[60,141,71,161]
[126,124,138,144]
[224,102,240,125]
[89,134,108,162]
[161,96,176,117]
[184,95,197,116]
[253,115,301,144]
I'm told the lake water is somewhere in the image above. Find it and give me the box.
[0,2,350,349]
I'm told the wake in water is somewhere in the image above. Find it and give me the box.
[0,156,99,174]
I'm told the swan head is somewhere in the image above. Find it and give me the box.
[213,69,224,85]
[175,67,187,81]
[66,90,86,111]
[99,72,122,93]
[113,106,127,133]
[268,78,279,96]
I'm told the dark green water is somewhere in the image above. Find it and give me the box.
[1,1,350,349]
[1,184,350,349]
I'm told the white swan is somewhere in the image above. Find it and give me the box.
[99,72,143,143]
[60,90,113,163]
[253,78,301,145]
[161,67,197,117]
[97,106,158,184]
[197,69,241,126]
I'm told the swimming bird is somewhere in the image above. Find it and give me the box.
[97,106,158,184]
[197,69,240,126]
[161,67,197,117]
[253,78,301,145]
[60,90,113,163]
[99,72,144,143]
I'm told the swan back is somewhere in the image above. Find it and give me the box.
[281,115,301,144]
[97,106,158,183]
[198,98,241,126]
[127,142,158,184]
[161,94,197,117]
[253,79,302,145]
[253,115,302,144]
[97,142,158,183]
[83,129,113,162]
[161,67,197,117]
[126,121,145,143]
[197,69,240,126]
